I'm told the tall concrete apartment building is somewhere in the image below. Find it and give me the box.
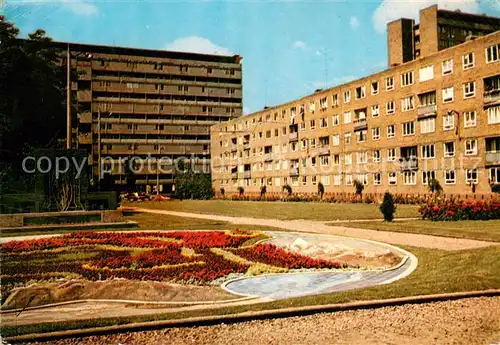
[56,41,242,192]
[211,6,500,196]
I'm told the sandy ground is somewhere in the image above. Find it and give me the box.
[31,296,500,345]
[132,208,499,251]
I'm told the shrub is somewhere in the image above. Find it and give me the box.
[260,185,267,198]
[238,187,244,196]
[282,184,292,196]
[317,182,325,198]
[428,178,443,195]
[220,188,225,196]
[419,199,500,221]
[353,180,364,200]
[380,192,396,221]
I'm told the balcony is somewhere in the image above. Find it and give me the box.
[243,171,251,179]
[289,167,299,176]
[399,157,418,171]
[79,112,92,124]
[243,142,250,149]
[264,153,273,161]
[78,133,92,145]
[484,90,500,106]
[318,146,330,156]
[353,118,368,131]
[230,144,237,152]
[231,172,238,179]
[417,104,437,119]
[289,132,298,142]
[77,90,92,102]
[486,151,500,165]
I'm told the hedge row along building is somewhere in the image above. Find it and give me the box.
[210,5,500,196]
[53,40,242,193]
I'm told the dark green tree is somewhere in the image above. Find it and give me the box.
[353,179,365,201]
[260,185,266,198]
[173,160,213,200]
[317,182,325,198]
[380,192,396,221]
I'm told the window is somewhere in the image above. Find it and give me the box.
[373,150,381,163]
[371,81,379,95]
[320,175,330,186]
[332,135,340,146]
[400,71,414,87]
[344,133,351,145]
[310,119,316,130]
[320,97,328,110]
[401,96,415,112]
[419,65,434,82]
[445,170,456,184]
[387,148,396,162]
[373,173,381,185]
[372,127,380,140]
[444,142,455,157]
[320,155,329,166]
[332,94,339,107]
[301,176,307,186]
[357,152,368,164]
[464,111,477,127]
[488,106,500,124]
[465,139,478,155]
[422,144,435,159]
[311,157,316,167]
[345,174,353,186]
[490,167,500,184]
[486,44,500,63]
[344,90,351,103]
[332,114,340,126]
[312,176,317,185]
[310,138,316,149]
[387,124,395,138]
[355,86,366,99]
[386,76,394,90]
[344,153,352,165]
[420,118,435,134]
[402,121,415,136]
[388,172,397,185]
[343,111,351,124]
[442,87,454,103]
[463,82,475,99]
[466,168,478,184]
[422,171,436,185]
[462,52,475,69]
[386,100,395,114]
[356,130,367,143]
[371,105,380,117]
[333,154,340,165]
[320,117,328,128]
[442,58,453,75]
[301,139,307,151]
[333,175,342,185]
[443,113,454,131]
[403,171,417,185]
[357,174,368,185]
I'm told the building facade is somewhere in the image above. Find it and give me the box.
[388,5,500,67]
[211,17,500,196]
[54,41,242,192]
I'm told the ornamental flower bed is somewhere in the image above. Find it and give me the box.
[419,199,500,221]
[0,231,344,299]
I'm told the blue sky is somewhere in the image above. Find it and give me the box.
[4,0,500,114]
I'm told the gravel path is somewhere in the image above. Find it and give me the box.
[32,296,500,345]
[131,208,498,251]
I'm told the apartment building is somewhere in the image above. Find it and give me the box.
[388,5,500,67]
[53,41,242,192]
[211,12,500,196]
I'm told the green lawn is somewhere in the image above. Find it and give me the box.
[4,244,500,338]
[123,200,420,221]
[0,213,282,238]
[333,219,500,242]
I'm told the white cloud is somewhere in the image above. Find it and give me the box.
[165,36,232,55]
[372,0,480,33]
[292,40,307,49]
[13,0,98,16]
[349,16,360,29]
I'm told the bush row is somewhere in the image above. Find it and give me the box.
[419,200,500,221]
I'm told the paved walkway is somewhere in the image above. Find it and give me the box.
[131,207,498,251]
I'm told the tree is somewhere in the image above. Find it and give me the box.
[124,157,138,193]
[173,161,213,200]
[427,178,443,195]
[380,192,396,221]
[318,182,325,199]
[260,185,266,198]
[1,17,73,193]
[238,186,244,196]
[282,184,292,196]
[353,179,364,201]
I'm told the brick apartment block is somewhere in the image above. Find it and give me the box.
[211,6,500,196]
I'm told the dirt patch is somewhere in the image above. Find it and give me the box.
[319,252,403,268]
[2,279,236,310]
